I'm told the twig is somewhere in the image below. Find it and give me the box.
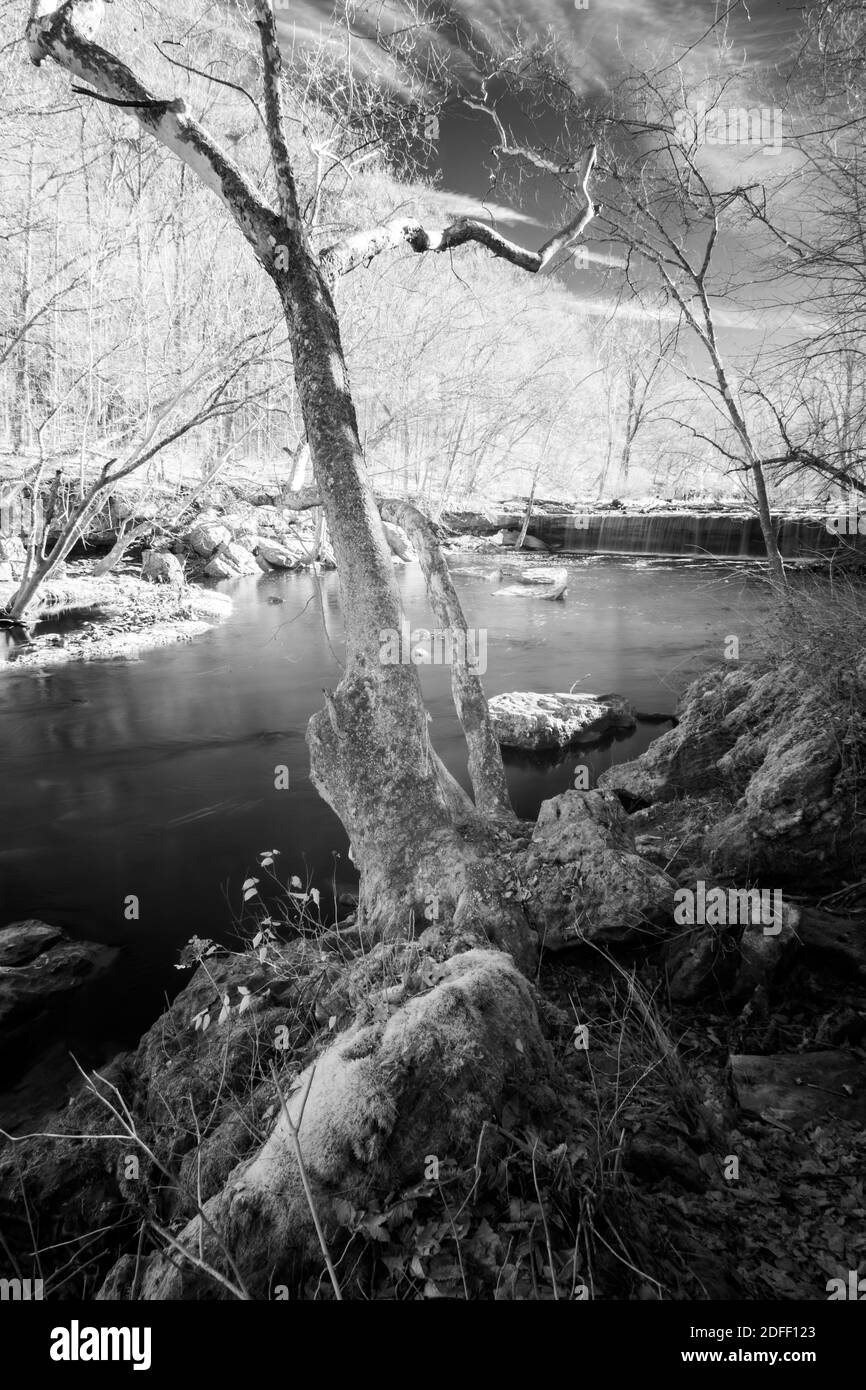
[530,1139,559,1301]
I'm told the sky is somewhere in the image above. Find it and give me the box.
[270,1,821,355]
[277,0,806,202]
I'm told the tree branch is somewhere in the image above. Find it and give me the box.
[281,486,322,511]
[26,4,284,273]
[252,1,304,239]
[321,147,597,279]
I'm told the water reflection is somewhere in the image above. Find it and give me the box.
[0,559,765,1046]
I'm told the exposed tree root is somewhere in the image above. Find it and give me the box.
[134,949,551,1299]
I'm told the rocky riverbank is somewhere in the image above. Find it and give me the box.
[0,491,424,667]
[0,563,233,667]
[1,624,864,1300]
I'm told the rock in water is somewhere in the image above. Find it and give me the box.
[0,919,118,1046]
[141,549,185,586]
[489,691,636,750]
[204,555,237,580]
[0,920,64,966]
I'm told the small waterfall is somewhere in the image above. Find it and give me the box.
[517,512,861,559]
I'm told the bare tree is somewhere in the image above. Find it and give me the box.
[586,317,676,496]
[25,0,603,1298]
[3,356,259,622]
[729,0,866,502]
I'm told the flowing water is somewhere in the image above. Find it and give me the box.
[0,556,771,1070]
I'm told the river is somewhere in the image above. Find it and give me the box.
[0,555,768,1063]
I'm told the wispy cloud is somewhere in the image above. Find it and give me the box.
[280,1,798,100]
[281,1,815,354]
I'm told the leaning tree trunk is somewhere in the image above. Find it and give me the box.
[25,0,602,1300]
[27,0,543,939]
[91,517,152,575]
[276,264,530,959]
[244,9,535,954]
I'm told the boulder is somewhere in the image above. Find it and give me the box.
[218,513,251,539]
[523,789,676,946]
[141,549,185,586]
[733,901,800,1003]
[188,522,232,558]
[221,541,258,574]
[1,932,551,1300]
[600,662,865,883]
[204,555,238,580]
[0,920,118,1046]
[0,920,64,966]
[256,537,305,570]
[664,921,738,1002]
[663,897,800,1004]
[598,667,753,806]
[204,541,258,580]
[246,505,289,537]
[796,908,866,979]
[489,691,636,750]
[236,531,261,551]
